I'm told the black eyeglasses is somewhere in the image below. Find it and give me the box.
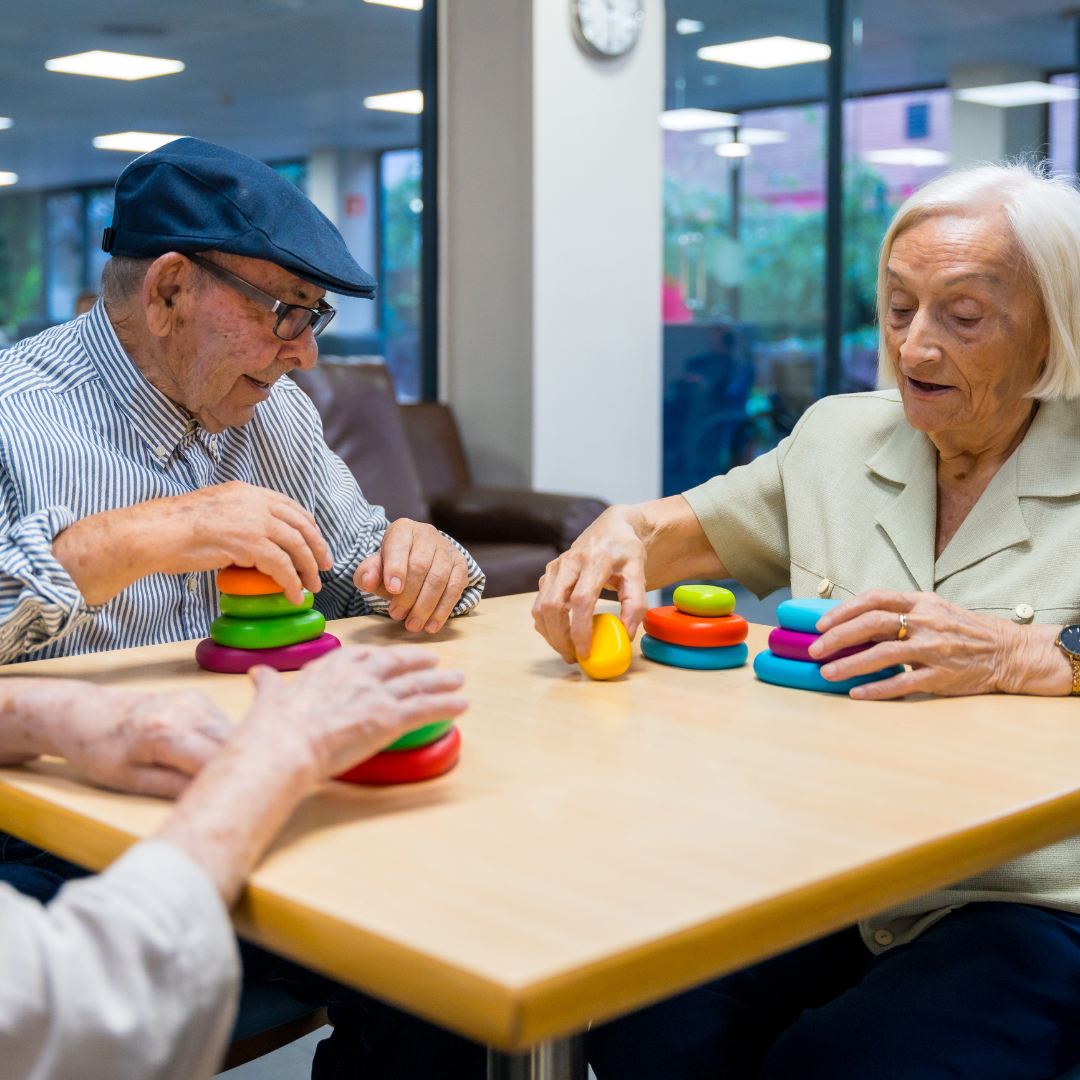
[188,253,336,340]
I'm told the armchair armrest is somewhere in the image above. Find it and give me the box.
[430,486,607,552]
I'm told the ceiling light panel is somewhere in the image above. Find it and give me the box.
[863,148,949,167]
[364,0,423,8]
[660,108,738,131]
[717,143,751,157]
[363,90,423,113]
[93,132,185,152]
[45,51,185,80]
[0,172,17,185]
[698,36,831,69]
[955,81,1078,107]
[676,19,704,34]
[0,119,12,130]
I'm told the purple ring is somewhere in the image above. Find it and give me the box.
[768,627,872,665]
[196,633,341,673]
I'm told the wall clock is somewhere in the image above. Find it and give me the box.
[571,0,645,60]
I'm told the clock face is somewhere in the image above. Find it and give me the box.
[571,0,645,59]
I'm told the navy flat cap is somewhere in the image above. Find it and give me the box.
[103,137,376,298]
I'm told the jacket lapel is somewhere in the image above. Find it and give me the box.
[866,421,938,592]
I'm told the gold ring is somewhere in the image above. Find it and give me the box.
[897,613,908,640]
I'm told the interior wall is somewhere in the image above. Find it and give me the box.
[531,0,663,505]
[440,0,663,504]
[949,64,1044,170]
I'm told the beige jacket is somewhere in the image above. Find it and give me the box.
[683,389,1080,953]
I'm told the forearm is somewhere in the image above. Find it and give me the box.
[999,623,1074,696]
[154,714,317,907]
[626,495,728,590]
[52,505,164,606]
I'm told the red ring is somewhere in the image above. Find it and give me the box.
[335,727,460,786]
[643,607,748,648]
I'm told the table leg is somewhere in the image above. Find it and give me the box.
[487,1034,587,1080]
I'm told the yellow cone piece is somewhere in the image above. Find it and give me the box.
[577,613,632,680]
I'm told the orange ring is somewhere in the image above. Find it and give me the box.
[216,566,285,596]
[643,606,748,648]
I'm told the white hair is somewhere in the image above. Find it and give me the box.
[876,161,1080,401]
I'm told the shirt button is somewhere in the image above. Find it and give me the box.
[817,577,833,598]
[153,445,168,459]
[873,929,894,946]
[187,577,198,593]
[1013,604,1035,624]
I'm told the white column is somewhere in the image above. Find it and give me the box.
[440,0,664,504]
[949,64,1044,170]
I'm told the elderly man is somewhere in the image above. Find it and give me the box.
[0,136,482,664]
[0,137,487,1079]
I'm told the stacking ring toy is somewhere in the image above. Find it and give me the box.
[577,613,632,680]
[219,590,314,618]
[210,609,325,649]
[767,627,872,664]
[335,727,461,786]
[753,649,903,695]
[386,719,455,751]
[640,635,748,670]
[216,566,285,596]
[643,607,748,648]
[776,598,841,635]
[195,633,341,673]
[673,584,736,617]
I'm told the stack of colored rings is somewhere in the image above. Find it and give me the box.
[640,585,749,669]
[753,598,903,694]
[334,722,461,786]
[195,566,341,673]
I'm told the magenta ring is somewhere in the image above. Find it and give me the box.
[196,633,341,673]
[767,627,872,665]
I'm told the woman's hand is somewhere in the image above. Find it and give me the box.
[532,496,726,664]
[810,590,1073,700]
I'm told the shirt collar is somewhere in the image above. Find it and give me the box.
[78,301,213,468]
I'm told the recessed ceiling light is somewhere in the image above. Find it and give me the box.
[698,36,830,69]
[93,132,185,152]
[364,0,422,9]
[863,148,949,167]
[0,119,12,130]
[363,90,423,113]
[0,172,17,186]
[676,19,704,34]
[660,108,738,131]
[738,127,788,145]
[717,142,752,157]
[955,81,1078,107]
[45,50,185,80]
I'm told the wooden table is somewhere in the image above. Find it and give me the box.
[3,593,1080,1076]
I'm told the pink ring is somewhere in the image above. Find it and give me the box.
[196,633,341,673]
[767,627,872,665]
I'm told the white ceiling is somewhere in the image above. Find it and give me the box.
[0,0,421,189]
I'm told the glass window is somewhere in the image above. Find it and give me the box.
[0,3,424,397]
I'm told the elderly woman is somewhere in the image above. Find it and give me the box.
[533,162,1080,1080]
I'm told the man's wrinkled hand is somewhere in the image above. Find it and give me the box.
[354,519,470,633]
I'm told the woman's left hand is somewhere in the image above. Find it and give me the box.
[810,590,1072,700]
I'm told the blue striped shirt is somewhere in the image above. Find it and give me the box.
[0,302,484,664]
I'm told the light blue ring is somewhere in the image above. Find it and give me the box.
[776,598,842,635]
[753,649,903,695]
[640,635,748,670]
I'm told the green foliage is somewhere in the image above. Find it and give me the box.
[381,152,422,337]
[0,192,44,328]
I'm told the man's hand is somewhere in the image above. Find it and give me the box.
[0,681,233,797]
[53,481,333,606]
[354,519,470,633]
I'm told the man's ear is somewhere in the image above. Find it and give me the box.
[143,252,195,338]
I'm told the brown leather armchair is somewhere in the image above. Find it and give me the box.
[290,362,607,597]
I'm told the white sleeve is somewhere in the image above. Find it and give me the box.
[0,839,240,1080]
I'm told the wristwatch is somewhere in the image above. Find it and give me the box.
[1055,625,1080,696]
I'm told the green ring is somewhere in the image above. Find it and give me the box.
[386,720,455,751]
[673,584,736,617]
[210,609,325,649]
[219,590,314,618]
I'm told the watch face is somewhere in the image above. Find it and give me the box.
[572,0,645,59]
[1060,624,1080,656]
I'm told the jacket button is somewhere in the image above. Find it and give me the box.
[817,578,833,598]
[1013,604,1034,624]
[873,929,894,946]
